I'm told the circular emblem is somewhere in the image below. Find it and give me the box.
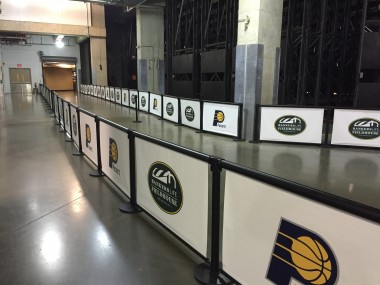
[185,106,195,122]
[110,140,118,163]
[275,115,306,135]
[141,96,147,107]
[131,95,136,104]
[166,103,174,116]
[148,162,183,214]
[349,118,380,140]
[216,111,224,123]
[72,115,77,136]
[116,92,120,101]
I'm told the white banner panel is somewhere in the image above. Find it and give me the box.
[70,105,80,148]
[129,90,138,109]
[86,85,90,95]
[180,99,201,129]
[149,93,162,117]
[122,89,129,107]
[331,109,380,147]
[63,101,71,136]
[58,98,64,127]
[115,88,122,105]
[90,85,94,96]
[135,139,208,256]
[259,107,324,144]
[54,95,59,120]
[100,87,106,99]
[80,84,84,93]
[79,112,98,165]
[99,122,130,197]
[202,102,240,137]
[163,96,179,123]
[105,87,110,101]
[110,87,115,102]
[138,91,149,112]
[222,171,380,285]
[96,86,101,98]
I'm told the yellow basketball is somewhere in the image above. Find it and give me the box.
[290,236,332,284]
[110,142,118,162]
[216,111,224,123]
[86,127,91,143]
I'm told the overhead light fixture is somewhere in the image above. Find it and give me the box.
[56,35,65,48]
[56,35,64,41]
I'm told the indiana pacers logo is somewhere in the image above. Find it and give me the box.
[267,219,338,285]
[153,98,158,110]
[213,110,226,128]
[85,124,92,150]
[109,138,120,175]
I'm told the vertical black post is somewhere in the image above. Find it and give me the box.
[65,104,74,142]
[73,107,83,156]
[89,116,104,177]
[195,157,231,285]
[250,104,261,143]
[323,108,332,146]
[196,101,205,134]
[120,130,141,213]
[133,92,142,123]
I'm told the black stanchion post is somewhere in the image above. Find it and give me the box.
[194,157,231,285]
[73,107,83,156]
[133,93,142,123]
[89,116,104,177]
[196,101,205,134]
[323,108,332,147]
[120,130,141,213]
[249,104,261,143]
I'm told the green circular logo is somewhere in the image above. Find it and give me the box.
[141,96,147,107]
[349,118,380,140]
[131,95,136,104]
[116,92,120,101]
[185,106,195,122]
[166,103,174,116]
[148,162,183,214]
[275,115,306,135]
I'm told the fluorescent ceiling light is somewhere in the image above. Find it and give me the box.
[56,40,64,48]
[56,35,64,41]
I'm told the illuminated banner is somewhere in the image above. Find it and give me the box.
[331,109,380,148]
[202,102,240,137]
[79,112,98,165]
[135,138,209,256]
[115,88,122,105]
[99,122,130,197]
[70,105,80,148]
[96,86,101,98]
[259,107,324,144]
[222,170,380,285]
[105,87,110,101]
[180,99,201,130]
[163,96,179,123]
[109,87,115,102]
[63,101,71,136]
[149,92,162,117]
[100,87,106,99]
[129,90,138,109]
[122,89,129,107]
[138,91,149,112]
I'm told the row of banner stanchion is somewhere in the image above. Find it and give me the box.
[40,84,380,285]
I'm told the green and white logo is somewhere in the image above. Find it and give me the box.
[166,103,174,116]
[141,96,147,107]
[349,118,380,140]
[131,95,137,105]
[148,162,183,214]
[185,106,195,122]
[275,115,306,135]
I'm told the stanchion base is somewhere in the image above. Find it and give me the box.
[65,138,73,142]
[119,202,142,213]
[194,263,232,285]
[72,151,83,156]
[196,130,206,134]
[233,138,245,142]
[58,129,65,133]
[89,170,104,177]
[51,114,55,118]
[248,140,259,144]
[133,120,142,123]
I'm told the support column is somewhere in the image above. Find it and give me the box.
[234,0,283,140]
[136,6,165,94]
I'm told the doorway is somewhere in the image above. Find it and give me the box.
[9,68,32,93]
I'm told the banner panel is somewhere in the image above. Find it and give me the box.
[58,98,64,127]
[115,88,122,105]
[70,105,80,148]
[54,95,59,121]
[129,90,138,109]
[63,101,71,136]
[202,102,240,137]
[96,86,101,98]
[163,96,179,123]
[99,122,131,197]
[135,138,208,256]
[90,85,94,96]
[86,85,90,95]
[100,87,105,99]
[138,91,149,112]
[222,171,380,285]
[110,87,115,102]
[331,109,380,147]
[105,87,110,101]
[259,107,324,144]
[180,99,201,129]
[149,93,162,117]
[122,89,129,107]
[79,112,98,164]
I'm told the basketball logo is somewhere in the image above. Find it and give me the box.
[109,138,118,167]
[266,219,338,285]
[213,110,225,126]
[85,124,91,147]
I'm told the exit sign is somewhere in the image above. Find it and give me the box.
[17,64,22,67]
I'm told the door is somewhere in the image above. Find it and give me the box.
[9,68,32,93]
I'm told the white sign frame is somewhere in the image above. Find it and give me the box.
[100,87,106,99]
[122,89,129,107]
[79,112,98,165]
[114,88,122,105]
[109,87,115,102]
[149,93,162,117]
[105,87,110,101]
[180,99,201,130]
[202,102,240,137]
[163,96,179,123]
[70,105,80,148]
[129,90,138,109]
[138,91,149,112]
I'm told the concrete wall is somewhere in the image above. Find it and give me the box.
[1,35,81,94]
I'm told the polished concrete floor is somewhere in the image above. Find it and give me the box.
[0,93,202,285]
[63,92,380,210]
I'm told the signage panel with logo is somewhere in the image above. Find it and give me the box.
[79,112,98,164]
[135,138,208,256]
[163,96,179,123]
[129,90,138,109]
[180,99,201,130]
[109,87,115,102]
[121,89,129,107]
[64,101,71,136]
[149,93,162,117]
[202,102,240,137]
[70,105,80,148]
[222,170,380,285]
[96,86,101,98]
[114,88,122,105]
[100,87,106,99]
[259,107,324,144]
[105,87,110,101]
[331,109,380,147]
[138,91,149,112]
[99,122,130,196]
